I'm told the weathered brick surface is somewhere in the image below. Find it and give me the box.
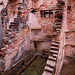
[55,0,75,75]
[0,0,74,74]
[0,0,56,72]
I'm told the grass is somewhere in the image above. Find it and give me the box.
[21,56,47,75]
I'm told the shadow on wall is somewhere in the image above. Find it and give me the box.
[10,34,31,67]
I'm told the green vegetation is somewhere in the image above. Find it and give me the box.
[21,56,47,75]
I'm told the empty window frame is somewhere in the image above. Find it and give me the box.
[40,10,53,18]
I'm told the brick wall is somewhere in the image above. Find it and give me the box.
[55,0,75,74]
[0,14,3,47]
[0,0,30,71]
[55,0,67,74]
[64,0,75,57]
[0,0,60,72]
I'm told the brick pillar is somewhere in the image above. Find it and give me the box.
[0,14,3,47]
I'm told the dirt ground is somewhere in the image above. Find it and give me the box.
[21,56,47,75]
[60,56,75,75]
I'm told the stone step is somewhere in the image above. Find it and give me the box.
[48,56,57,61]
[48,55,57,60]
[1,47,7,52]
[5,34,12,37]
[53,54,58,58]
[14,18,18,20]
[6,28,13,32]
[56,28,61,31]
[46,59,56,67]
[46,64,54,69]
[14,18,18,21]
[54,18,62,20]
[49,50,58,54]
[49,51,58,56]
[0,52,5,57]
[9,25,19,28]
[46,33,57,37]
[52,40,59,44]
[50,46,59,50]
[51,42,59,46]
[55,16,63,19]
[54,22,62,24]
[55,20,62,22]
[11,22,18,25]
[42,71,52,75]
[55,13,63,15]
[56,8,63,10]
[2,37,10,42]
[54,25,62,28]
[9,34,15,39]
[44,66,53,73]
[52,32,57,36]
[5,31,12,34]
[14,19,18,22]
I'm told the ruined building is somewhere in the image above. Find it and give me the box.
[0,0,75,75]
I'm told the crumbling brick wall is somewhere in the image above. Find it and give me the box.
[0,14,3,47]
[0,0,66,72]
[64,0,75,57]
[55,0,75,74]
[0,0,30,71]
